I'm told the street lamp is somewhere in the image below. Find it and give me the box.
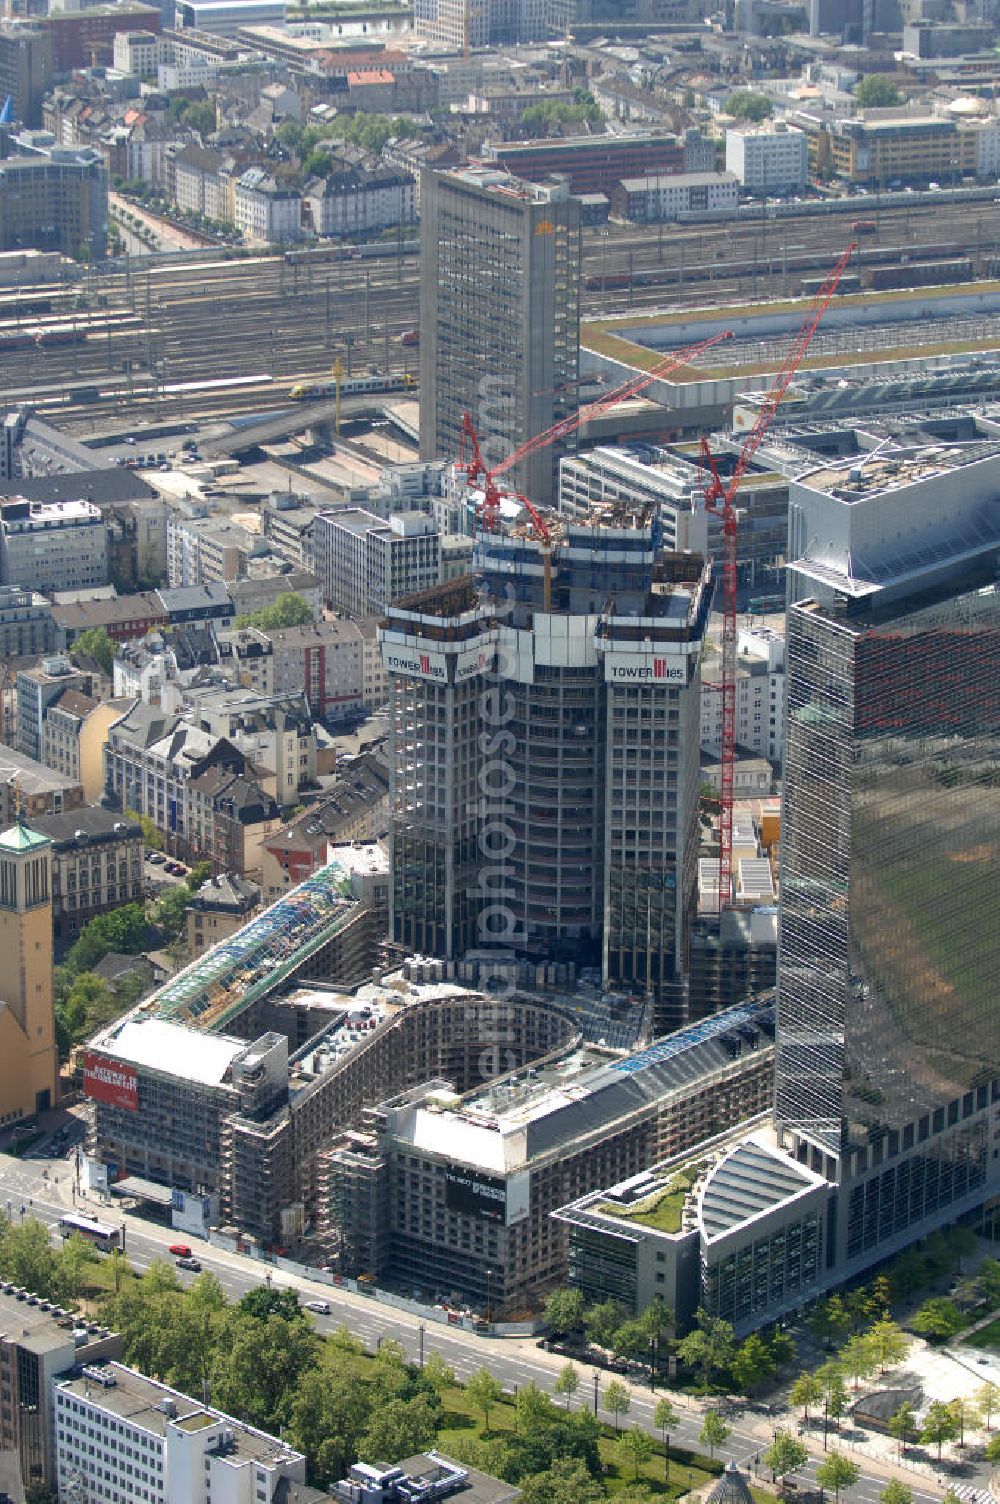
[484,1267,494,1324]
[418,1322,425,1368]
[593,1371,600,1415]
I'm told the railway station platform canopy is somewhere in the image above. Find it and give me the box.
[132,863,356,1034]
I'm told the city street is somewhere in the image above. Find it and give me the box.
[0,1148,951,1504]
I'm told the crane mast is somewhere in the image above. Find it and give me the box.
[700,241,857,912]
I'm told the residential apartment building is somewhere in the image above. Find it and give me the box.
[185,686,317,805]
[0,744,84,823]
[314,509,440,616]
[266,619,365,722]
[0,1286,120,1497]
[725,122,808,192]
[155,582,234,629]
[227,568,322,622]
[260,750,389,898]
[0,585,56,660]
[186,871,260,954]
[39,687,126,801]
[419,166,580,506]
[31,805,143,950]
[172,142,225,219]
[53,591,168,647]
[54,1362,319,1504]
[0,21,52,129]
[104,699,277,865]
[260,494,320,572]
[216,626,275,695]
[15,656,90,763]
[234,167,301,243]
[166,512,258,588]
[613,171,739,223]
[0,497,107,595]
[304,162,416,238]
[114,635,184,705]
[187,764,279,874]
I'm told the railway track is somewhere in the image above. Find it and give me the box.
[7,194,998,427]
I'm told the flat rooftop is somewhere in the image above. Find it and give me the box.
[582,281,1000,388]
[0,1285,83,1354]
[56,1362,305,1466]
[92,1016,248,1085]
[800,441,1000,501]
[392,1000,775,1174]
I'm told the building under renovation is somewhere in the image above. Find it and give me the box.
[84,855,578,1246]
[318,999,775,1316]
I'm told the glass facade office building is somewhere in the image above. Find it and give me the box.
[776,566,1000,1264]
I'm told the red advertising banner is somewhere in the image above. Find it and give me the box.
[83,1053,138,1112]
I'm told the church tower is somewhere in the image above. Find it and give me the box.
[0,819,57,1121]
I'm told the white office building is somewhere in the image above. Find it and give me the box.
[615,171,739,222]
[725,122,808,193]
[314,508,440,616]
[559,445,710,554]
[0,497,107,595]
[701,626,785,766]
[53,1361,317,1504]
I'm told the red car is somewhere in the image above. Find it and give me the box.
[168,1243,191,1258]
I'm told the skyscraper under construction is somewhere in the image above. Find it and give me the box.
[380,503,711,1032]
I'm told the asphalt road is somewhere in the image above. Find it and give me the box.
[0,1147,952,1504]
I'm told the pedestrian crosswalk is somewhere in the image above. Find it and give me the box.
[949,1484,993,1504]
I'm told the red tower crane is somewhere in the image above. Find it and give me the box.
[700,240,857,913]
[459,327,735,544]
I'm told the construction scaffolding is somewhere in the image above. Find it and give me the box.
[142,866,357,1034]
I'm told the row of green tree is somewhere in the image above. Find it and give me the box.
[93,1262,682,1496]
[276,114,422,166]
[517,90,602,138]
[803,1228,995,1353]
[544,1289,794,1394]
[0,1212,108,1308]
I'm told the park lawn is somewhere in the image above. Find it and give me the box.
[437,1389,715,1500]
[963,1318,1000,1348]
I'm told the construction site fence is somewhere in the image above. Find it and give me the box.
[206,1229,541,1338]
